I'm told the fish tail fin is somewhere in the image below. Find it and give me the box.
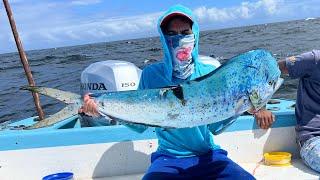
[20,86,81,104]
[21,86,82,129]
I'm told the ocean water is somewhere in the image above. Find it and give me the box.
[1,18,320,123]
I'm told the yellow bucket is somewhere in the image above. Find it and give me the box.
[264,152,292,166]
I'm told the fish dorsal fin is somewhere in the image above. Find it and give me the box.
[193,68,218,82]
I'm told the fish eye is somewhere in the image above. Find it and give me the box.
[268,81,273,85]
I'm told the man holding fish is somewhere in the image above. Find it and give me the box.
[81,4,257,179]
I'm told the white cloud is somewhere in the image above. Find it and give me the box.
[2,11,160,50]
[48,13,158,38]
[1,0,319,53]
[261,0,279,14]
[194,0,285,24]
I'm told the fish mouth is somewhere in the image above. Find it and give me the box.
[274,77,284,92]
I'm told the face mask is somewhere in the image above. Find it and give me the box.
[165,34,195,79]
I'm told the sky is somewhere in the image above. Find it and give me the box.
[0,0,320,54]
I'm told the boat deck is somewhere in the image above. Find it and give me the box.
[93,159,319,180]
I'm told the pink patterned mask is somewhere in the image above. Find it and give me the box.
[165,34,195,79]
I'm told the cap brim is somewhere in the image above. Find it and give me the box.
[160,12,192,28]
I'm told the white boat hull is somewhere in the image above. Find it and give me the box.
[0,99,319,179]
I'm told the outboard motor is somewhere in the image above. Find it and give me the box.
[81,60,141,94]
[80,60,142,127]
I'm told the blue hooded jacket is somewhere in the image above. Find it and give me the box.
[135,5,221,157]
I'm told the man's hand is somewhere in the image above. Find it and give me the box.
[78,94,100,117]
[254,109,275,129]
[278,59,289,74]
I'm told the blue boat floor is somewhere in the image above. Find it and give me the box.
[92,159,319,180]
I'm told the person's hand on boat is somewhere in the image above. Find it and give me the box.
[254,109,275,129]
[78,94,100,117]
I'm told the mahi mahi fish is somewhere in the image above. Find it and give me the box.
[22,49,283,129]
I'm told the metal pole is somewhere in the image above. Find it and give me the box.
[3,0,45,120]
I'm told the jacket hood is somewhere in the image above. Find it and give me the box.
[157,4,211,81]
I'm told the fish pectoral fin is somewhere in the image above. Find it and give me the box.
[20,86,81,104]
[25,104,80,129]
[172,86,187,105]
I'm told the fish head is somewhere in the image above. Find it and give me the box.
[248,77,283,111]
[246,50,283,111]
